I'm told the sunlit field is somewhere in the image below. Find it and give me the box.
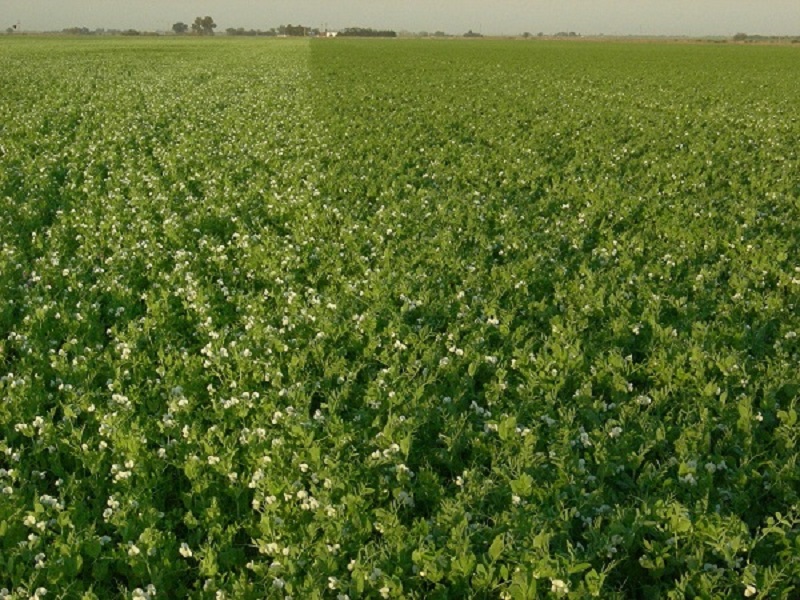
[1,36,799,598]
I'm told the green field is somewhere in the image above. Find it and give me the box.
[1,37,799,599]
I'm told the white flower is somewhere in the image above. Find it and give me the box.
[551,578,569,595]
[398,489,415,505]
[744,584,757,597]
[260,542,280,555]
[128,543,141,557]
[179,543,193,558]
[380,587,391,599]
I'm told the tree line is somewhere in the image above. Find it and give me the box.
[170,19,397,38]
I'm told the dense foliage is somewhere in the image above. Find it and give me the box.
[338,28,398,38]
[0,37,799,599]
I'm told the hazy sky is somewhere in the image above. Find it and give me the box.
[3,0,799,36]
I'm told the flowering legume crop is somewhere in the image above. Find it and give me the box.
[1,36,799,599]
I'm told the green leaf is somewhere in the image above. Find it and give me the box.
[489,535,504,562]
[498,416,517,441]
[568,562,592,574]
[63,554,82,577]
[510,473,533,497]
[452,553,476,577]
[737,397,752,434]
[83,538,102,559]
[509,568,538,600]
[199,548,218,577]
[778,409,797,427]
[585,569,605,596]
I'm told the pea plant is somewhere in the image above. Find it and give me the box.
[0,36,798,599]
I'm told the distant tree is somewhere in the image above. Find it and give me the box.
[5,27,13,34]
[121,29,140,36]
[733,32,748,42]
[63,27,92,35]
[463,30,483,38]
[280,24,308,36]
[192,16,216,36]
[339,27,397,38]
[226,27,259,37]
[522,32,531,38]
[172,22,188,35]
[203,16,217,35]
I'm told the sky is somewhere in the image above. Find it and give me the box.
[2,0,799,37]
